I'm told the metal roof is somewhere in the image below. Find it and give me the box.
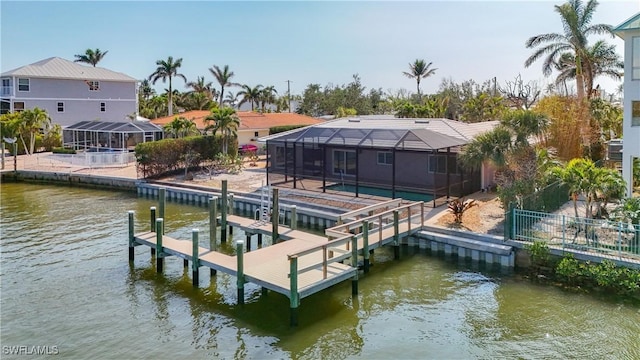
[64,121,162,133]
[614,13,640,34]
[1,57,137,82]
[263,116,497,151]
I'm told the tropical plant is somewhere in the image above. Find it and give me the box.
[74,48,108,67]
[210,65,238,107]
[19,108,51,155]
[447,198,477,223]
[186,76,213,99]
[204,107,239,154]
[260,85,278,112]
[237,84,263,111]
[163,117,199,138]
[138,79,156,101]
[460,92,507,123]
[402,59,437,96]
[148,56,187,116]
[524,0,614,100]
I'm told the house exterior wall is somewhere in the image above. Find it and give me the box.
[2,77,137,127]
[621,29,640,196]
[237,129,268,148]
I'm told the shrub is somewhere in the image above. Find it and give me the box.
[52,147,76,154]
[269,125,307,135]
[525,240,551,267]
[447,198,476,223]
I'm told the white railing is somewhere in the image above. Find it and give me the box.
[49,152,136,167]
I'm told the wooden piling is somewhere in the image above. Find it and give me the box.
[128,210,135,262]
[246,233,252,252]
[228,193,234,215]
[393,210,400,260]
[290,205,297,230]
[362,220,370,273]
[159,188,166,234]
[351,236,358,295]
[236,240,245,305]
[289,255,299,327]
[150,206,156,255]
[209,197,218,276]
[272,188,279,243]
[192,229,200,287]
[156,218,164,273]
[257,233,263,248]
[221,181,228,243]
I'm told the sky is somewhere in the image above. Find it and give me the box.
[1,1,638,98]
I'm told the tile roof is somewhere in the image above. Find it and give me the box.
[1,57,136,82]
[150,110,324,130]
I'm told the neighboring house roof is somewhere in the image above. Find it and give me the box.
[150,110,324,130]
[1,57,137,82]
[613,12,640,36]
[64,120,162,133]
[261,116,499,151]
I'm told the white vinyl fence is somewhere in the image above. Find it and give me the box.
[49,151,136,167]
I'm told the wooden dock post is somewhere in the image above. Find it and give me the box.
[393,210,400,260]
[128,211,135,262]
[362,220,370,273]
[209,197,218,276]
[159,188,166,234]
[236,240,245,305]
[351,236,358,295]
[192,229,200,287]
[290,205,297,230]
[221,181,228,243]
[257,234,263,248]
[246,233,252,252]
[150,206,156,255]
[156,218,164,273]
[228,193,235,235]
[289,255,299,326]
[272,188,279,243]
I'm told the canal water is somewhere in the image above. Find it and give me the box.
[1,183,639,359]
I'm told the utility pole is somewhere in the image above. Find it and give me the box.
[286,80,292,113]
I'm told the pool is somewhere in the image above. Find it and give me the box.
[326,184,434,202]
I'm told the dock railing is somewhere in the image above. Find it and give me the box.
[513,208,640,260]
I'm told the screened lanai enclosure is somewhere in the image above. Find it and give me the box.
[265,118,493,207]
[63,121,163,151]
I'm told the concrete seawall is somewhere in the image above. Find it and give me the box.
[2,170,138,191]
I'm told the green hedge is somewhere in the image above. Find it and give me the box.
[135,135,236,178]
[52,147,76,154]
[269,125,307,135]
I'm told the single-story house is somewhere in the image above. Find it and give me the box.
[150,110,324,148]
[62,120,163,151]
[261,115,499,205]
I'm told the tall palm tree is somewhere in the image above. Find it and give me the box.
[402,59,437,97]
[210,65,239,107]
[259,85,278,111]
[186,76,213,99]
[204,107,240,154]
[138,79,155,101]
[224,91,239,108]
[163,116,199,138]
[148,56,187,116]
[237,84,263,111]
[74,48,108,67]
[524,0,613,100]
[553,41,623,97]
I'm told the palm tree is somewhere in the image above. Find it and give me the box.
[237,84,263,111]
[259,86,278,111]
[74,48,108,67]
[148,56,187,116]
[19,107,51,155]
[163,116,199,138]
[552,41,623,97]
[501,109,549,146]
[402,59,437,97]
[138,79,156,101]
[458,126,514,170]
[524,0,613,100]
[224,92,239,108]
[204,107,240,154]
[186,76,213,99]
[210,65,239,107]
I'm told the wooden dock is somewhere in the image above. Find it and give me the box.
[128,183,425,326]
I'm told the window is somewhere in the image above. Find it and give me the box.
[87,81,100,91]
[13,102,24,112]
[1,79,10,96]
[100,102,106,112]
[634,37,640,80]
[333,150,356,176]
[57,102,64,112]
[633,101,640,127]
[254,131,259,137]
[18,78,29,92]
[377,151,393,165]
[429,155,461,174]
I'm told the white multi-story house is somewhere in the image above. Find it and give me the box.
[614,13,640,197]
[1,57,137,127]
